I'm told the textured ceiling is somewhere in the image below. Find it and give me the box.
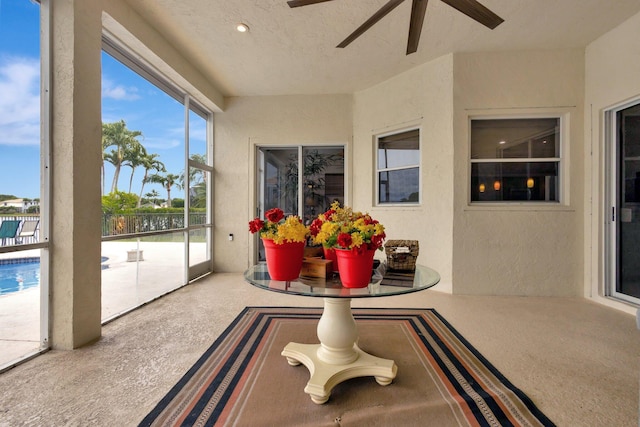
[123,0,640,96]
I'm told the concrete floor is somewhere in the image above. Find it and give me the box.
[0,272,638,426]
[0,241,205,368]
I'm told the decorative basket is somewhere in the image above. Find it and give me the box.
[385,240,419,271]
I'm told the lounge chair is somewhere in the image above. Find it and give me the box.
[17,220,39,244]
[0,220,22,246]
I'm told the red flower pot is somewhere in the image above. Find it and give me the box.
[323,247,339,273]
[335,248,376,288]
[262,239,305,281]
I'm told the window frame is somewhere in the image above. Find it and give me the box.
[100,34,214,320]
[0,0,51,373]
[374,127,421,206]
[468,114,566,206]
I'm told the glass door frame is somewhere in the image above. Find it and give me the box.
[253,144,347,265]
[185,99,214,282]
[0,0,52,372]
[605,96,640,305]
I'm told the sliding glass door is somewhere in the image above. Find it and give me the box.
[256,146,344,261]
[100,39,213,321]
[607,100,640,304]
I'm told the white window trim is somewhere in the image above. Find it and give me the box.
[374,127,422,207]
[467,113,570,208]
[603,96,640,306]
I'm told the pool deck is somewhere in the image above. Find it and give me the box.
[0,241,207,370]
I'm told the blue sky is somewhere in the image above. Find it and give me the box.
[0,0,203,201]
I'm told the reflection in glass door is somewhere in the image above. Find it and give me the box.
[257,146,344,261]
[609,102,640,303]
[187,107,212,281]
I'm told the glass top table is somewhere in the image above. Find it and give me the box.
[243,263,441,298]
[243,263,441,404]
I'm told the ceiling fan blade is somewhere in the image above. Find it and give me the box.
[439,0,504,29]
[407,0,428,54]
[287,0,334,7]
[337,0,406,48]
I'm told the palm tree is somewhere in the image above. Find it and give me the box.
[144,190,160,207]
[147,172,181,208]
[190,182,207,208]
[179,153,207,188]
[179,154,208,208]
[123,144,148,193]
[101,133,114,196]
[137,153,166,207]
[102,120,143,193]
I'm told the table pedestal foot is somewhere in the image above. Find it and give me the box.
[375,375,394,386]
[285,356,301,366]
[282,342,397,405]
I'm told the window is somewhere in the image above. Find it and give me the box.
[100,37,213,321]
[470,117,561,203]
[376,129,420,205]
[256,146,345,261]
[0,0,50,371]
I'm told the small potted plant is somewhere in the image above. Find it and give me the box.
[309,201,386,287]
[249,208,309,281]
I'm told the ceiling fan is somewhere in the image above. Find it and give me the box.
[287,0,504,55]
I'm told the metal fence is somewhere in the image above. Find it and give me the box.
[1,213,207,246]
[101,212,207,237]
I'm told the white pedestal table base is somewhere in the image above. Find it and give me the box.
[281,298,397,404]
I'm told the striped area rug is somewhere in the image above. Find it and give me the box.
[139,307,554,427]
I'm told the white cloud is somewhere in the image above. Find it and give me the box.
[102,76,140,101]
[0,56,40,146]
[144,137,181,150]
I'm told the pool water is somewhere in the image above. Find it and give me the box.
[0,256,110,295]
[0,262,40,295]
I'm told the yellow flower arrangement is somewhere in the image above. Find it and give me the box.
[248,208,309,244]
[310,201,386,251]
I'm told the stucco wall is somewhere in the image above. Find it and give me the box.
[48,0,228,348]
[585,11,640,314]
[352,55,454,292]
[213,95,353,272]
[49,0,104,349]
[102,0,223,112]
[452,49,585,296]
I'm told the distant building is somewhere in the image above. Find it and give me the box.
[0,198,39,213]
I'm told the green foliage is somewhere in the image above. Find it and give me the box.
[0,206,19,214]
[190,182,207,208]
[101,121,211,210]
[0,194,18,202]
[102,191,139,213]
[102,120,144,194]
[117,207,193,214]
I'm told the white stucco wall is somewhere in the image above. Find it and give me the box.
[213,95,353,272]
[452,49,585,296]
[352,55,454,293]
[102,0,223,112]
[50,0,104,349]
[48,0,229,348]
[585,11,640,314]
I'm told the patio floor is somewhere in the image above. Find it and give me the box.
[0,241,207,369]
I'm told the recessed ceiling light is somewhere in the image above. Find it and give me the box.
[236,23,249,33]
[499,140,506,145]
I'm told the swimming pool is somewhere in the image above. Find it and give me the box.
[0,256,110,295]
[0,259,40,295]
